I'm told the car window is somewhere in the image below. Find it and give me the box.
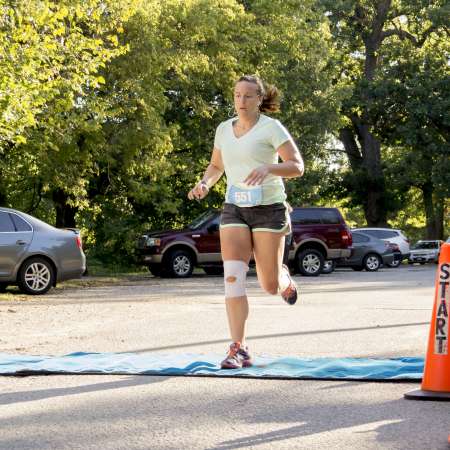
[188,210,218,230]
[0,211,15,232]
[10,213,32,232]
[319,209,341,224]
[379,230,398,238]
[412,241,438,250]
[360,229,397,239]
[291,209,322,224]
[352,232,370,243]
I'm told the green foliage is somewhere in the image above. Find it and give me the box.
[1,0,448,267]
[319,0,449,231]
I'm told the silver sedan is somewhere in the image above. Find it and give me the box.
[0,207,86,294]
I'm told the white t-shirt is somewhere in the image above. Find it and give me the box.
[214,114,294,205]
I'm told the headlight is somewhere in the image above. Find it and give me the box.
[146,237,161,247]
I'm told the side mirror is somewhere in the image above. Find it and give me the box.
[207,223,219,234]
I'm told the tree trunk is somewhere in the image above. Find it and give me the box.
[339,122,388,226]
[421,182,444,239]
[338,1,391,226]
[52,189,77,228]
[0,179,6,206]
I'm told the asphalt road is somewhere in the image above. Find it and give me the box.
[1,265,449,450]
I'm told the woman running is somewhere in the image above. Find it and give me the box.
[188,75,304,369]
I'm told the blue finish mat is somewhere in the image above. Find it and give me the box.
[0,352,424,381]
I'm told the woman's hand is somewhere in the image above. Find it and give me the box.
[244,165,270,186]
[188,181,209,201]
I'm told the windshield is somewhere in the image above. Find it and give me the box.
[412,241,438,250]
[188,210,218,230]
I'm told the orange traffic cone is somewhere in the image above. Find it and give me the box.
[405,243,450,401]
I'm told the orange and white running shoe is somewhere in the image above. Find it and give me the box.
[220,342,253,369]
[280,264,298,305]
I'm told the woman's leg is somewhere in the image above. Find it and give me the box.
[252,231,287,294]
[220,226,253,344]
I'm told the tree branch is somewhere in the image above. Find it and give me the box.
[382,25,437,47]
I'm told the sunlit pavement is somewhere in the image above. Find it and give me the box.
[1,264,448,450]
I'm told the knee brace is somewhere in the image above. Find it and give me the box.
[223,260,248,299]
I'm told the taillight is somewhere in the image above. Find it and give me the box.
[75,236,82,249]
[342,229,352,247]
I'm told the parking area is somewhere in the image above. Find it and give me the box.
[0,265,449,449]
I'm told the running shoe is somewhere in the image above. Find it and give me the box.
[238,345,253,368]
[220,342,252,369]
[280,264,298,305]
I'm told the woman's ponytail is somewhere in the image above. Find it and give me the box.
[236,75,281,113]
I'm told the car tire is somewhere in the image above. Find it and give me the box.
[0,283,8,293]
[322,260,336,274]
[387,259,401,268]
[164,249,194,278]
[363,253,382,272]
[296,249,324,277]
[203,266,224,276]
[17,257,55,295]
[147,264,163,277]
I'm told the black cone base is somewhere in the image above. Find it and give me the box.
[404,389,450,401]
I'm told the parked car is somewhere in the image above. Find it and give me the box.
[352,227,410,264]
[287,207,352,276]
[336,231,394,271]
[136,207,352,278]
[408,240,443,264]
[0,207,86,294]
[386,242,403,268]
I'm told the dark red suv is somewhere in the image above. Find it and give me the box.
[136,207,352,278]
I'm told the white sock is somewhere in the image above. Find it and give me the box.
[279,266,291,292]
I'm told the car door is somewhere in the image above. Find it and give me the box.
[196,213,221,260]
[318,209,342,249]
[0,211,33,277]
[348,232,371,264]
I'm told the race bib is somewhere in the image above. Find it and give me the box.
[227,184,262,207]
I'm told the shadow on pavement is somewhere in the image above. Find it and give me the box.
[124,321,428,353]
[0,375,168,406]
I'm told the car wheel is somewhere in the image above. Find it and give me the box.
[322,260,336,274]
[296,249,324,277]
[147,264,163,277]
[203,266,224,276]
[17,257,55,295]
[0,283,8,293]
[351,266,364,271]
[387,259,401,268]
[164,249,194,278]
[363,253,382,272]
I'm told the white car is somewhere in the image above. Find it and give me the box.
[408,240,443,264]
[352,227,410,265]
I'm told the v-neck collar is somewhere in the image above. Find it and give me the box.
[231,114,264,140]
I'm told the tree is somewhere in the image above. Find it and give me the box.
[0,0,135,215]
[321,0,449,226]
[370,37,449,238]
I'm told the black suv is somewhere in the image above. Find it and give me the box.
[136,207,352,278]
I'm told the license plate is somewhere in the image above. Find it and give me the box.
[227,184,262,207]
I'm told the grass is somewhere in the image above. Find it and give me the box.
[84,256,148,277]
[0,258,150,301]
